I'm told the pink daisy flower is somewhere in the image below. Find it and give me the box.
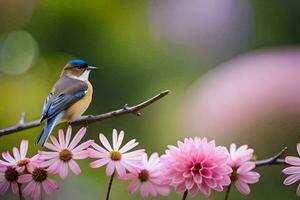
[160,137,232,197]
[227,143,260,195]
[39,126,93,179]
[18,165,60,200]
[282,143,300,196]
[0,140,30,173]
[0,166,20,196]
[89,129,145,177]
[120,153,170,198]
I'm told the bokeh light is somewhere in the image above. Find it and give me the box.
[0,30,39,75]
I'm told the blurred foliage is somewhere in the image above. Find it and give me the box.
[0,0,299,199]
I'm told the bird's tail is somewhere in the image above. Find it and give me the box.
[35,112,64,146]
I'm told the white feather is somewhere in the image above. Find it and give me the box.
[68,70,91,81]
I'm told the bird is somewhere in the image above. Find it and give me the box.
[35,59,97,146]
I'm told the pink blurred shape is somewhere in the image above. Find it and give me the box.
[149,0,253,65]
[182,48,300,138]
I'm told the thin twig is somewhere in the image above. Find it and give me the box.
[255,147,287,167]
[224,184,232,200]
[19,112,26,125]
[0,90,170,136]
[18,183,24,200]
[182,190,188,200]
[106,172,115,200]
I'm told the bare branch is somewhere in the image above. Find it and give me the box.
[0,90,170,136]
[255,147,287,167]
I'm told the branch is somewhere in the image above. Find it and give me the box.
[0,90,170,136]
[255,147,287,167]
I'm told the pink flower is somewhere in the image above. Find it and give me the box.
[18,166,60,200]
[89,129,144,177]
[283,143,300,196]
[0,166,20,196]
[39,126,93,179]
[120,153,170,198]
[160,137,232,197]
[228,144,254,166]
[0,140,30,173]
[227,144,260,195]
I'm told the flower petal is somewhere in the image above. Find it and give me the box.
[116,131,124,150]
[20,140,28,159]
[140,183,150,198]
[22,181,36,196]
[11,182,19,195]
[112,129,118,150]
[115,162,126,177]
[44,143,60,152]
[18,174,32,183]
[32,183,41,200]
[283,174,300,185]
[2,152,16,164]
[50,136,62,151]
[128,179,140,193]
[69,160,81,175]
[285,156,300,166]
[282,166,300,175]
[119,139,138,154]
[58,129,66,149]
[68,127,87,150]
[237,162,255,174]
[59,163,69,179]
[13,147,20,161]
[48,160,62,175]
[297,184,300,197]
[90,158,110,168]
[65,126,72,147]
[235,180,250,195]
[72,140,94,153]
[73,150,90,160]
[99,134,113,152]
[106,161,115,176]
[0,181,9,195]
[91,143,109,154]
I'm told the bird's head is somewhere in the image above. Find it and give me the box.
[62,59,97,81]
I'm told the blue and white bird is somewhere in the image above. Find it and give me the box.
[36,59,97,146]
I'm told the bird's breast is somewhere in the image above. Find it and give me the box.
[62,80,93,121]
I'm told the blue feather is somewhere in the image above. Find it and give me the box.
[68,59,87,66]
[35,112,65,146]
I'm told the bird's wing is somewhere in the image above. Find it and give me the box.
[41,76,88,120]
[40,92,53,122]
[46,89,87,119]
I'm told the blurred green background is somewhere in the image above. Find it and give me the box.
[0,0,300,199]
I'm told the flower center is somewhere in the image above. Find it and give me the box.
[59,149,73,162]
[138,169,149,182]
[4,167,19,182]
[110,151,122,161]
[192,163,202,173]
[230,168,238,182]
[32,168,48,182]
[17,159,29,167]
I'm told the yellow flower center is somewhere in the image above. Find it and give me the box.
[59,149,73,162]
[138,169,149,182]
[110,151,122,161]
[32,168,48,182]
[17,159,29,167]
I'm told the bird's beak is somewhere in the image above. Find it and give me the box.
[87,66,98,71]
